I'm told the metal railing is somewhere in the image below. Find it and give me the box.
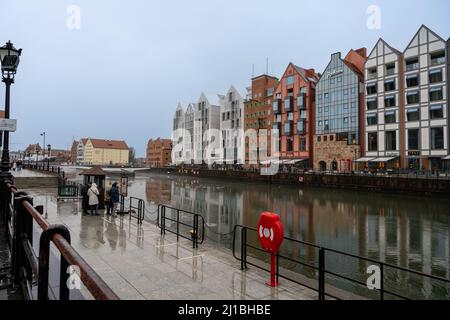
[23,162,68,184]
[0,179,119,300]
[157,204,205,248]
[129,197,144,224]
[232,224,450,300]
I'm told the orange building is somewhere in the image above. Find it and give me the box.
[146,138,172,168]
[272,63,319,168]
[244,75,279,165]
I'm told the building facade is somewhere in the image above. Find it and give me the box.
[220,85,245,164]
[147,138,172,168]
[193,93,222,164]
[364,39,404,169]
[183,103,195,164]
[272,63,319,167]
[364,25,449,170]
[403,25,448,170]
[81,138,129,165]
[314,48,367,172]
[172,103,185,165]
[244,75,279,165]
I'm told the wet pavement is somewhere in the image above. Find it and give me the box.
[26,187,315,300]
[12,169,54,178]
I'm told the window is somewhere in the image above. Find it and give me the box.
[430,51,445,66]
[287,138,293,151]
[284,97,293,112]
[351,88,356,95]
[368,132,378,151]
[324,136,328,142]
[367,98,377,110]
[324,120,329,131]
[384,111,396,124]
[266,88,274,97]
[406,91,420,104]
[367,114,378,126]
[405,57,419,71]
[367,84,377,95]
[368,67,377,80]
[286,76,295,85]
[297,94,306,110]
[384,79,395,92]
[300,138,306,151]
[337,76,342,83]
[324,93,329,102]
[406,74,419,88]
[343,103,348,109]
[408,129,419,150]
[317,136,322,142]
[297,120,306,134]
[429,87,443,101]
[273,99,280,113]
[343,89,348,96]
[384,95,396,108]
[431,127,444,149]
[429,69,443,84]
[430,105,444,119]
[386,63,395,76]
[406,108,420,121]
[343,117,349,124]
[385,131,396,151]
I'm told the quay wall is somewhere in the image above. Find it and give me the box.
[13,176,59,189]
[149,168,450,196]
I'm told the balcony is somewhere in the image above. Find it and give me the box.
[273,99,281,114]
[406,61,419,71]
[431,52,446,66]
[284,96,293,112]
[297,93,306,110]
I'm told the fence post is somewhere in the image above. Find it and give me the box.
[176,209,180,242]
[318,248,325,300]
[38,224,71,300]
[240,227,247,270]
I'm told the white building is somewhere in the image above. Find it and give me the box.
[403,25,448,170]
[183,103,195,164]
[220,85,245,164]
[172,103,185,164]
[364,38,404,169]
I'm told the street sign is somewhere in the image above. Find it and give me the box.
[0,119,17,132]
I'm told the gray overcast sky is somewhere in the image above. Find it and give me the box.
[1,0,449,156]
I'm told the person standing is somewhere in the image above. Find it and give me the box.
[81,183,90,215]
[105,185,113,216]
[110,182,120,217]
[87,183,100,215]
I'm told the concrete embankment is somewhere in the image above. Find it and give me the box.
[148,168,450,196]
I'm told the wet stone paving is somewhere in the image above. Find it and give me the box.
[26,187,315,300]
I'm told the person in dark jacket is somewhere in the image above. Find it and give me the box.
[110,182,120,217]
[81,183,91,215]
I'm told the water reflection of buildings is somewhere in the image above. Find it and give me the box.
[170,179,243,244]
[145,179,172,205]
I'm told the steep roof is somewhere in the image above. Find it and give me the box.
[79,166,106,176]
[88,138,129,150]
[202,93,222,106]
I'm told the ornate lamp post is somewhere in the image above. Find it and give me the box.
[47,144,51,170]
[40,132,46,158]
[0,41,22,178]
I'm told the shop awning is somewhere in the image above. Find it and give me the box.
[355,157,375,162]
[370,157,398,162]
[442,155,450,160]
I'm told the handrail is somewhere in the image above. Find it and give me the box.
[4,181,119,300]
[157,204,205,248]
[232,224,450,300]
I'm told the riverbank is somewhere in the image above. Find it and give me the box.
[148,168,450,197]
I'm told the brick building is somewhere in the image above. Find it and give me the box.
[314,48,367,172]
[244,74,279,165]
[147,138,172,168]
[272,63,319,168]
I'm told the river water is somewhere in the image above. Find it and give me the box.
[68,169,450,299]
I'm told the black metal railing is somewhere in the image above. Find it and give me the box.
[157,204,205,248]
[0,179,119,300]
[129,197,144,224]
[22,162,68,184]
[232,224,450,300]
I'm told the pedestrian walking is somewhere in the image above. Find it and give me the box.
[88,182,100,215]
[110,182,120,217]
[81,183,90,215]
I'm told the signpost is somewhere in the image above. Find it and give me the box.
[0,118,17,132]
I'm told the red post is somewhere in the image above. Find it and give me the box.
[268,253,278,287]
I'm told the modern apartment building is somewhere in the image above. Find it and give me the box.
[183,103,195,164]
[364,39,404,169]
[244,74,279,165]
[314,48,367,172]
[193,93,222,164]
[272,63,319,167]
[172,103,184,165]
[220,85,245,164]
[403,25,448,170]
[364,25,449,170]
[146,138,172,168]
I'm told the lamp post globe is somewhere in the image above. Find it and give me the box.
[0,41,22,177]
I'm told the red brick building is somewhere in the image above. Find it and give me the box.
[146,138,172,168]
[244,75,279,165]
[272,63,319,168]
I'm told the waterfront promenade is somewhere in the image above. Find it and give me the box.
[25,187,315,300]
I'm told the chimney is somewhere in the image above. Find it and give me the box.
[355,47,367,59]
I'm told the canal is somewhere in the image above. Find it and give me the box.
[67,169,450,299]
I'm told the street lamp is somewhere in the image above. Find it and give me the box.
[0,41,22,177]
[47,144,51,170]
[40,132,46,158]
